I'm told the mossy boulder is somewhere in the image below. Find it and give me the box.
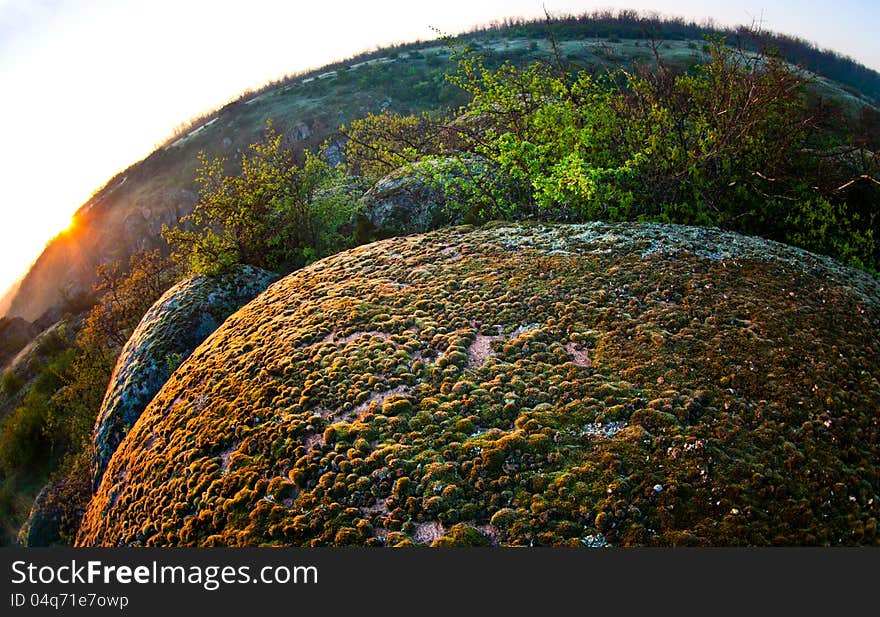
[20,484,65,547]
[77,223,880,547]
[91,265,277,491]
[358,159,454,238]
[20,460,91,546]
[358,156,501,237]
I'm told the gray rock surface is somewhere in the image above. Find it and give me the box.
[20,483,63,547]
[20,464,90,547]
[359,156,497,238]
[91,265,277,491]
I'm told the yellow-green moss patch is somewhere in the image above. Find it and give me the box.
[78,223,880,547]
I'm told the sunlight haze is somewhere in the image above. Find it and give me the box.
[0,0,877,303]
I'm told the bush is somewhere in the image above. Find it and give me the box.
[0,398,52,473]
[1,371,23,397]
[409,40,878,271]
[164,122,362,275]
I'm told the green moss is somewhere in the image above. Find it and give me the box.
[77,223,880,547]
[432,524,490,547]
[382,397,413,416]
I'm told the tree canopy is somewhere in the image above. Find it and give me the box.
[164,122,361,276]
[349,41,878,272]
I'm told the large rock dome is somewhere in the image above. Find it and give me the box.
[77,223,880,546]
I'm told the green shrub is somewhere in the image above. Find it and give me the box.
[1,371,23,397]
[164,121,360,276]
[0,400,52,473]
[353,40,879,272]
[341,112,444,181]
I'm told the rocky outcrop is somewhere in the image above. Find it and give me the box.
[91,265,277,491]
[290,122,312,141]
[359,160,453,238]
[20,463,91,547]
[77,223,880,547]
[359,156,502,238]
[320,137,346,167]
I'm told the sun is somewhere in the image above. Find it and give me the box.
[0,206,79,304]
[59,215,78,237]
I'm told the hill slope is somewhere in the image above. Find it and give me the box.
[3,16,878,323]
[77,223,880,546]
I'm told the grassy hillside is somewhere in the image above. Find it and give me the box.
[2,13,877,323]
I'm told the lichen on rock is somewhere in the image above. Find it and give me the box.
[91,265,277,491]
[20,460,91,546]
[77,223,880,547]
[20,483,65,547]
[358,155,503,237]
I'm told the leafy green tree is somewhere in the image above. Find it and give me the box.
[341,111,445,182]
[434,40,877,271]
[164,121,359,275]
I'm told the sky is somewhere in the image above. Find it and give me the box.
[0,0,877,302]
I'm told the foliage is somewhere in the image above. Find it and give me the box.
[1,371,23,397]
[0,344,73,481]
[0,251,179,474]
[463,9,880,103]
[84,250,180,349]
[350,40,877,271]
[782,195,877,272]
[416,155,533,224]
[0,250,180,544]
[164,122,362,275]
[45,250,183,460]
[341,112,444,182]
[455,43,789,220]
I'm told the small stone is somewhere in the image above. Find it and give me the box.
[653,484,664,493]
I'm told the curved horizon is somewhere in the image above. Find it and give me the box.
[1,0,878,312]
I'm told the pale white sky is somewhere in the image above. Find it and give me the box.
[0,0,877,301]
